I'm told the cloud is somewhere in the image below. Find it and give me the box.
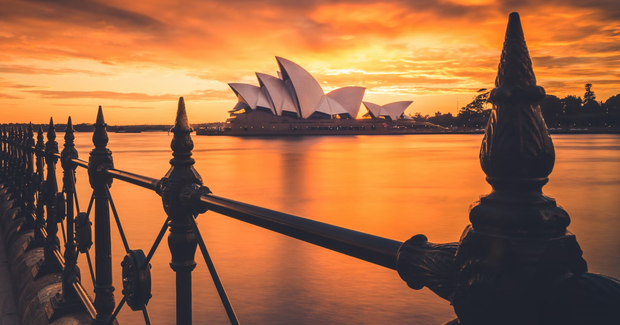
[105,105,155,109]
[25,90,178,101]
[0,93,22,99]
[51,103,155,109]
[25,89,233,102]
[0,64,112,76]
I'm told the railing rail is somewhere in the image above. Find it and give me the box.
[198,194,402,269]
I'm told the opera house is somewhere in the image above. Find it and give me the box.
[198,57,444,135]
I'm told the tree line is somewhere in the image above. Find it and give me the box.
[413,84,620,129]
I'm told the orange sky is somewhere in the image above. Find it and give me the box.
[1,0,619,125]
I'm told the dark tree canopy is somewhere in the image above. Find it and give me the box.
[422,84,620,129]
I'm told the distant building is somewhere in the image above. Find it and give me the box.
[228,57,412,120]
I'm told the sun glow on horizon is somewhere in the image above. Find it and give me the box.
[1,0,619,124]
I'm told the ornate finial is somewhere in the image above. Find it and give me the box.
[170,97,195,166]
[480,12,554,185]
[47,117,56,142]
[62,116,78,166]
[36,126,45,152]
[96,105,105,125]
[495,13,536,89]
[65,116,75,146]
[92,106,109,149]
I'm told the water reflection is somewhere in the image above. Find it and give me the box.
[65,132,620,324]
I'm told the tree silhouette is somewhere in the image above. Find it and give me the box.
[539,95,563,127]
[583,83,602,113]
[584,83,596,104]
[561,95,582,115]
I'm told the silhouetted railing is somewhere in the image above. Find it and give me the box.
[1,12,619,325]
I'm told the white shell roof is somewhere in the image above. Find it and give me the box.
[276,57,325,119]
[314,96,348,116]
[228,58,413,120]
[380,101,413,120]
[363,101,412,120]
[256,86,276,114]
[326,87,365,118]
[256,72,297,116]
[229,83,260,109]
[362,102,382,118]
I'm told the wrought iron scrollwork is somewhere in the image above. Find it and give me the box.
[75,212,92,253]
[121,249,152,311]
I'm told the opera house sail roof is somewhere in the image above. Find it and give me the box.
[228,57,413,121]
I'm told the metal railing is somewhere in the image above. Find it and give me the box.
[0,102,409,325]
[0,12,619,325]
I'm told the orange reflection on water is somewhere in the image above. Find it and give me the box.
[65,132,620,324]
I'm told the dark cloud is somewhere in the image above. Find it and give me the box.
[0,0,165,31]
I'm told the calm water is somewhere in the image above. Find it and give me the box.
[65,133,620,324]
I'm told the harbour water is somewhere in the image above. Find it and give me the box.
[67,133,620,324]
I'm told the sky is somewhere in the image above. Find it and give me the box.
[0,0,619,125]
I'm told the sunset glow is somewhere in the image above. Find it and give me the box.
[1,0,619,124]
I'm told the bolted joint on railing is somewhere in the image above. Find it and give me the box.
[178,183,211,215]
[396,234,458,302]
[88,106,117,325]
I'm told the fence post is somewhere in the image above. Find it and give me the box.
[8,128,15,193]
[25,123,36,229]
[61,116,80,303]
[16,127,24,211]
[38,118,62,274]
[32,126,46,247]
[160,97,201,325]
[451,13,603,324]
[88,106,116,325]
[0,127,5,179]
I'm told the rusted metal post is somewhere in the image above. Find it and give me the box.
[61,116,80,302]
[160,97,201,325]
[88,106,116,325]
[33,126,46,247]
